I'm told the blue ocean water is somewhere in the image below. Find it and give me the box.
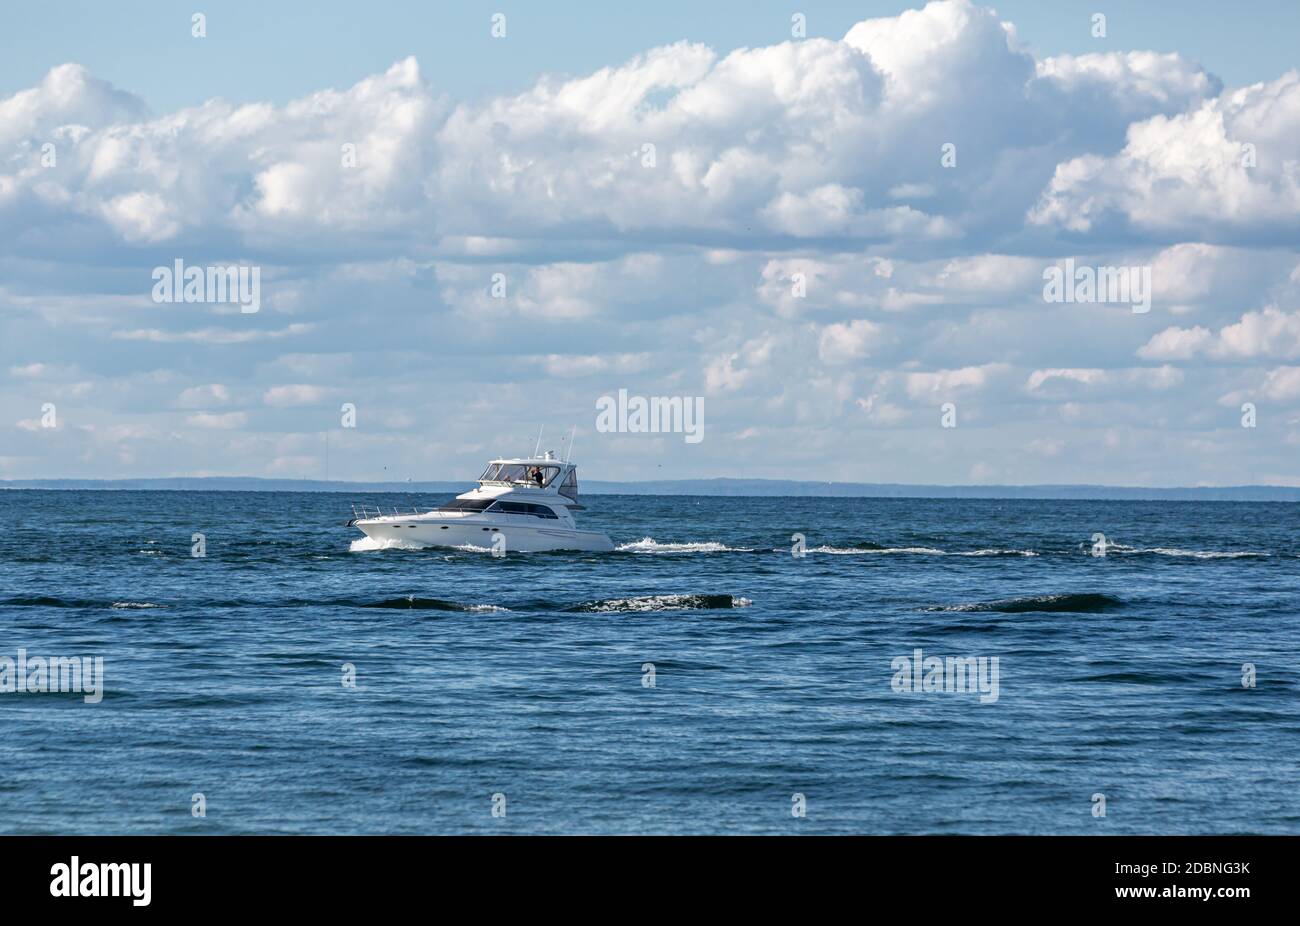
[0,490,1297,834]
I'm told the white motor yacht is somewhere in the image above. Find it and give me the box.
[348,451,614,553]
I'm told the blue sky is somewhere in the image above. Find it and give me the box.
[2,0,1299,485]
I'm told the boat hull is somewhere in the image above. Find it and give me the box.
[356,518,614,553]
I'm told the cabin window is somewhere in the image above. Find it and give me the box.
[437,498,496,512]
[560,469,578,500]
[495,501,559,519]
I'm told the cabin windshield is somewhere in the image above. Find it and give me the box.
[560,468,578,501]
[479,463,560,488]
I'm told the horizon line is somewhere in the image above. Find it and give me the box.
[2,474,1298,500]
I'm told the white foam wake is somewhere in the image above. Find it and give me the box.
[349,536,428,552]
[616,537,751,553]
[953,549,1040,557]
[1140,547,1266,559]
[450,543,496,554]
[1087,544,1267,558]
[832,545,944,555]
[785,545,1037,556]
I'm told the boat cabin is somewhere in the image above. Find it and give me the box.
[476,451,580,502]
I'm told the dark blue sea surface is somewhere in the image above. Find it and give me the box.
[1,490,1297,834]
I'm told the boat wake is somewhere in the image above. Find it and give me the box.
[348,533,1266,559]
[616,538,753,554]
[349,536,429,552]
[801,544,944,555]
[793,544,1037,556]
[1091,543,1268,559]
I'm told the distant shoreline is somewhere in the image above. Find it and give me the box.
[2,476,1297,502]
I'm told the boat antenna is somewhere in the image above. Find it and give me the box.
[533,425,544,458]
[564,426,576,463]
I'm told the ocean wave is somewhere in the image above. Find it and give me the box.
[616,538,752,554]
[1,596,165,610]
[926,593,1124,614]
[1136,547,1267,559]
[569,594,752,613]
[820,544,942,555]
[1085,543,1267,559]
[363,595,508,612]
[1075,671,1177,684]
[784,545,1035,556]
[798,545,885,555]
[1,595,88,608]
[953,549,1040,557]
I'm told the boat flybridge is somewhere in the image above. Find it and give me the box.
[348,450,614,553]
